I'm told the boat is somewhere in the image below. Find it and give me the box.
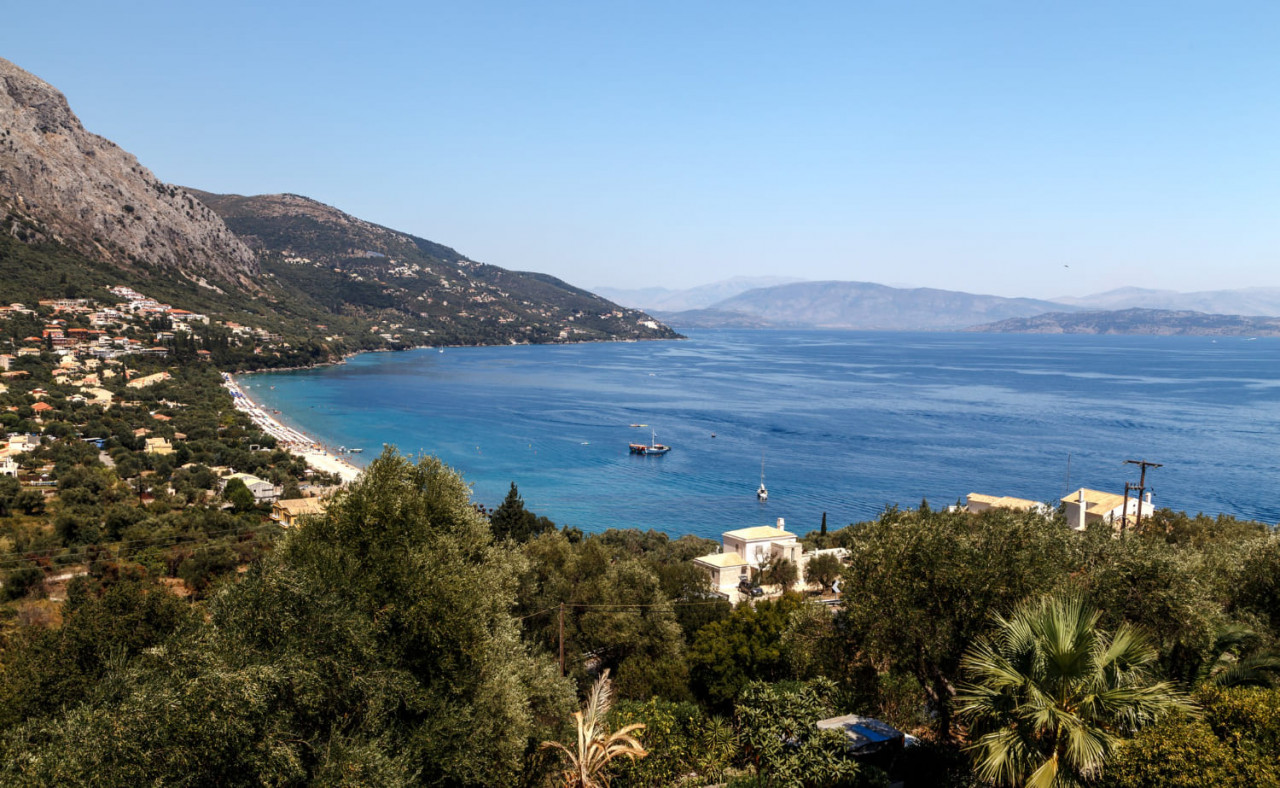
[348,447,363,454]
[629,423,648,428]
[757,453,768,502]
[629,429,671,456]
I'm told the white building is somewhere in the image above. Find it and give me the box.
[220,472,283,504]
[693,518,846,603]
[1062,487,1153,532]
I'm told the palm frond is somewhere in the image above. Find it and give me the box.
[539,669,648,787]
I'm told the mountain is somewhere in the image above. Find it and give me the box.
[187,190,680,345]
[1052,286,1280,316]
[968,308,1280,336]
[0,55,676,358]
[0,57,257,285]
[650,308,781,329]
[702,281,1077,331]
[594,276,806,312]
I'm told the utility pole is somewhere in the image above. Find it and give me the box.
[1120,482,1135,538]
[558,602,565,676]
[1124,459,1162,534]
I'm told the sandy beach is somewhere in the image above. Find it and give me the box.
[222,373,363,484]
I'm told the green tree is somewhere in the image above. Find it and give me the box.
[1103,685,1280,788]
[222,476,256,513]
[518,531,688,701]
[957,594,1191,788]
[491,481,554,542]
[1073,535,1224,682]
[13,488,46,515]
[805,553,843,593]
[610,698,737,788]
[761,557,799,592]
[0,577,195,729]
[734,678,869,788]
[0,450,574,785]
[0,475,20,516]
[838,506,1071,738]
[1102,716,1279,788]
[689,594,805,707]
[1234,535,1280,637]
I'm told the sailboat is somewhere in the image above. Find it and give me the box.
[629,428,671,456]
[757,453,768,502]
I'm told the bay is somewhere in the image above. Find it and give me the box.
[242,330,1280,540]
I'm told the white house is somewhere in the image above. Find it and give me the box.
[220,472,283,504]
[693,518,845,603]
[1062,487,1153,532]
[0,457,17,478]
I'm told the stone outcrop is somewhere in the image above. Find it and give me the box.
[0,57,257,283]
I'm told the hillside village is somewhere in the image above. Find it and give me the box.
[0,286,343,607]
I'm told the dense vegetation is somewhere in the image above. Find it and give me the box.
[2,436,1277,784]
[0,253,1275,784]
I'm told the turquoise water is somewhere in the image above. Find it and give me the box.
[243,330,1280,539]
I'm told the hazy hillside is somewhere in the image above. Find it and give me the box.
[969,308,1280,336]
[649,308,782,329]
[1052,286,1280,316]
[595,276,805,312]
[188,190,680,346]
[704,281,1076,331]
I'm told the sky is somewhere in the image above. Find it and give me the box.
[4,1,1279,298]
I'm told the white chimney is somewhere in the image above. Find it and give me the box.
[777,517,785,530]
[1077,489,1086,531]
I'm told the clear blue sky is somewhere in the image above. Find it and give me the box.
[6,1,1278,297]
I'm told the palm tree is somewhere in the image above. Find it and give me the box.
[541,669,648,788]
[956,594,1191,787]
[1193,623,1280,689]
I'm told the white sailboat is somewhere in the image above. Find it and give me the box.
[757,453,768,502]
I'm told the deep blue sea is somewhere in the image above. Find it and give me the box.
[243,330,1280,540]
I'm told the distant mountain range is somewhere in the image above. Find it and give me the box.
[968,308,1280,336]
[639,278,1280,335]
[595,276,805,312]
[1050,286,1280,316]
[655,281,1079,331]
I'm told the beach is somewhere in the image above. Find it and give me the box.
[222,373,363,484]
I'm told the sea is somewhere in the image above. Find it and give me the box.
[242,330,1280,540]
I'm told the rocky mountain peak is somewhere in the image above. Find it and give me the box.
[0,57,258,285]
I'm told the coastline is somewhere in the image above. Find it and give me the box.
[222,372,363,484]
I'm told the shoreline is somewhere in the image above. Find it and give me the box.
[225,334,686,377]
[222,373,363,484]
